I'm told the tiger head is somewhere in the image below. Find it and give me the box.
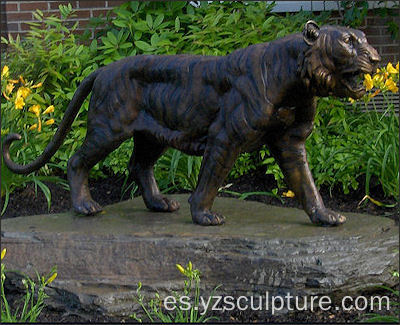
[299,21,381,99]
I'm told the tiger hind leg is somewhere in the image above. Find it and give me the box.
[128,132,180,212]
[68,130,128,215]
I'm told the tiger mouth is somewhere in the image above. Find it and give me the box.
[341,70,366,97]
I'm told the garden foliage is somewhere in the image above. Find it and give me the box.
[131,261,219,323]
[1,66,68,214]
[307,63,399,198]
[1,1,398,208]
[1,248,57,322]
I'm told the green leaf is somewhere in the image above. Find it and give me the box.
[114,8,131,19]
[31,94,46,104]
[134,31,142,40]
[132,21,148,32]
[130,1,139,12]
[32,10,43,22]
[103,48,117,55]
[175,17,180,32]
[135,40,154,52]
[101,38,114,48]
[150,34,159,47]
[106,31,118,45]
[34,179,52,211]
[262,16,275,30]
[153,14,164,29]
[146,14,153,29]
[89,39,97,52]
[113,19,128,28]
[75,44,84,55]
[119,42,133,49]
[187,5,195,15]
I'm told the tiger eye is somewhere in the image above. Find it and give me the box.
[343,37,351,44]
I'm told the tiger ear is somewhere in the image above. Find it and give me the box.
[303,20,320,45]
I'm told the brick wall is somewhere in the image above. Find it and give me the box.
[1,1,125,39]
[329,12,400,64]
[1,1,399,64]
[361,15,400,64]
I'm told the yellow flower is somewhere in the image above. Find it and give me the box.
[45,272,57,285]
[16,87,31,99]
[373,73,384,85]
[176,264,186,275]
[1,248,6,260]
[384,78,399,93]
[29,124,38,131]
[43,105,54,114]
[386,62,398,74]
[38,119,42,132]
[363,74,373,90]
[283,190,295,198]
[19,75,26,85]
[6,83,15,95]
[396,62,399,72]
[45,119,55,126]
[1,66,9,79]
[21,87,31,98]
[348,97,355,104]
[31,82,43,89]
[8,79,19,84]
[15,96,25,109]
[2,91,10,101]
[29,104,41,117]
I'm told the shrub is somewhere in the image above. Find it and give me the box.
[1,5,98,176]
[90,1,329,61]
[1,5,97,103]
[307,62,399,199]
[1,66,68,214]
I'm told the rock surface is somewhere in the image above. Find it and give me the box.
[2,195,398,317]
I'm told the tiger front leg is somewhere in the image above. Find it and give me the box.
[268,127,346,226]
[189,132,241,226]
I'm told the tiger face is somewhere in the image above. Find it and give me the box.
[301,21,381,99]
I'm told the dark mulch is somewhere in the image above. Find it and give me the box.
[220,168,399,221]
[2,168,398,221]
[2,168,398,323]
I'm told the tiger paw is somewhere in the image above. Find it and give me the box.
[145,195,180,212]
[73,198,103,215]
[310,208,346,227]
[192,210,225,226]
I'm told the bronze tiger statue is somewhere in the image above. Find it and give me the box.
[3,21,380,226]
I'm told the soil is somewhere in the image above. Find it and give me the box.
[2,168,399,323]
[2,168,398,221]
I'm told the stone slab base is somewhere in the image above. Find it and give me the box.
[2,195,398,317]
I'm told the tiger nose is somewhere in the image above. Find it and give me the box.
[368,47,381,64]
